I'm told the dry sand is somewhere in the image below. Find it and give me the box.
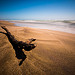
[0,21,75,75]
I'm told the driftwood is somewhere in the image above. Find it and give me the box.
[0,26,36,66]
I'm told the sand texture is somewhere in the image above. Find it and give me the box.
[0,21,75,75]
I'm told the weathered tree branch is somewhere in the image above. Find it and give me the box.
[1,26,36,66]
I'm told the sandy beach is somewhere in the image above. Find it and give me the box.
[0,21,75,75]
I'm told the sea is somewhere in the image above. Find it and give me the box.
[9,20,75,34]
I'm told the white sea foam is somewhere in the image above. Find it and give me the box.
[10,20,75,34]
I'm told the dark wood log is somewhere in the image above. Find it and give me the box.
[1,26,36,66]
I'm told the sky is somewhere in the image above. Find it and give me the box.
[0,0,75,20]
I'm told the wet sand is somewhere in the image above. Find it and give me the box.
[0,21,75,75]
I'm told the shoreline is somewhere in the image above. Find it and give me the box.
[0,20,75,35]
[0,20,75,37]
[0,21,75,75]
[9,20,75,34]
[1,20,75,34]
